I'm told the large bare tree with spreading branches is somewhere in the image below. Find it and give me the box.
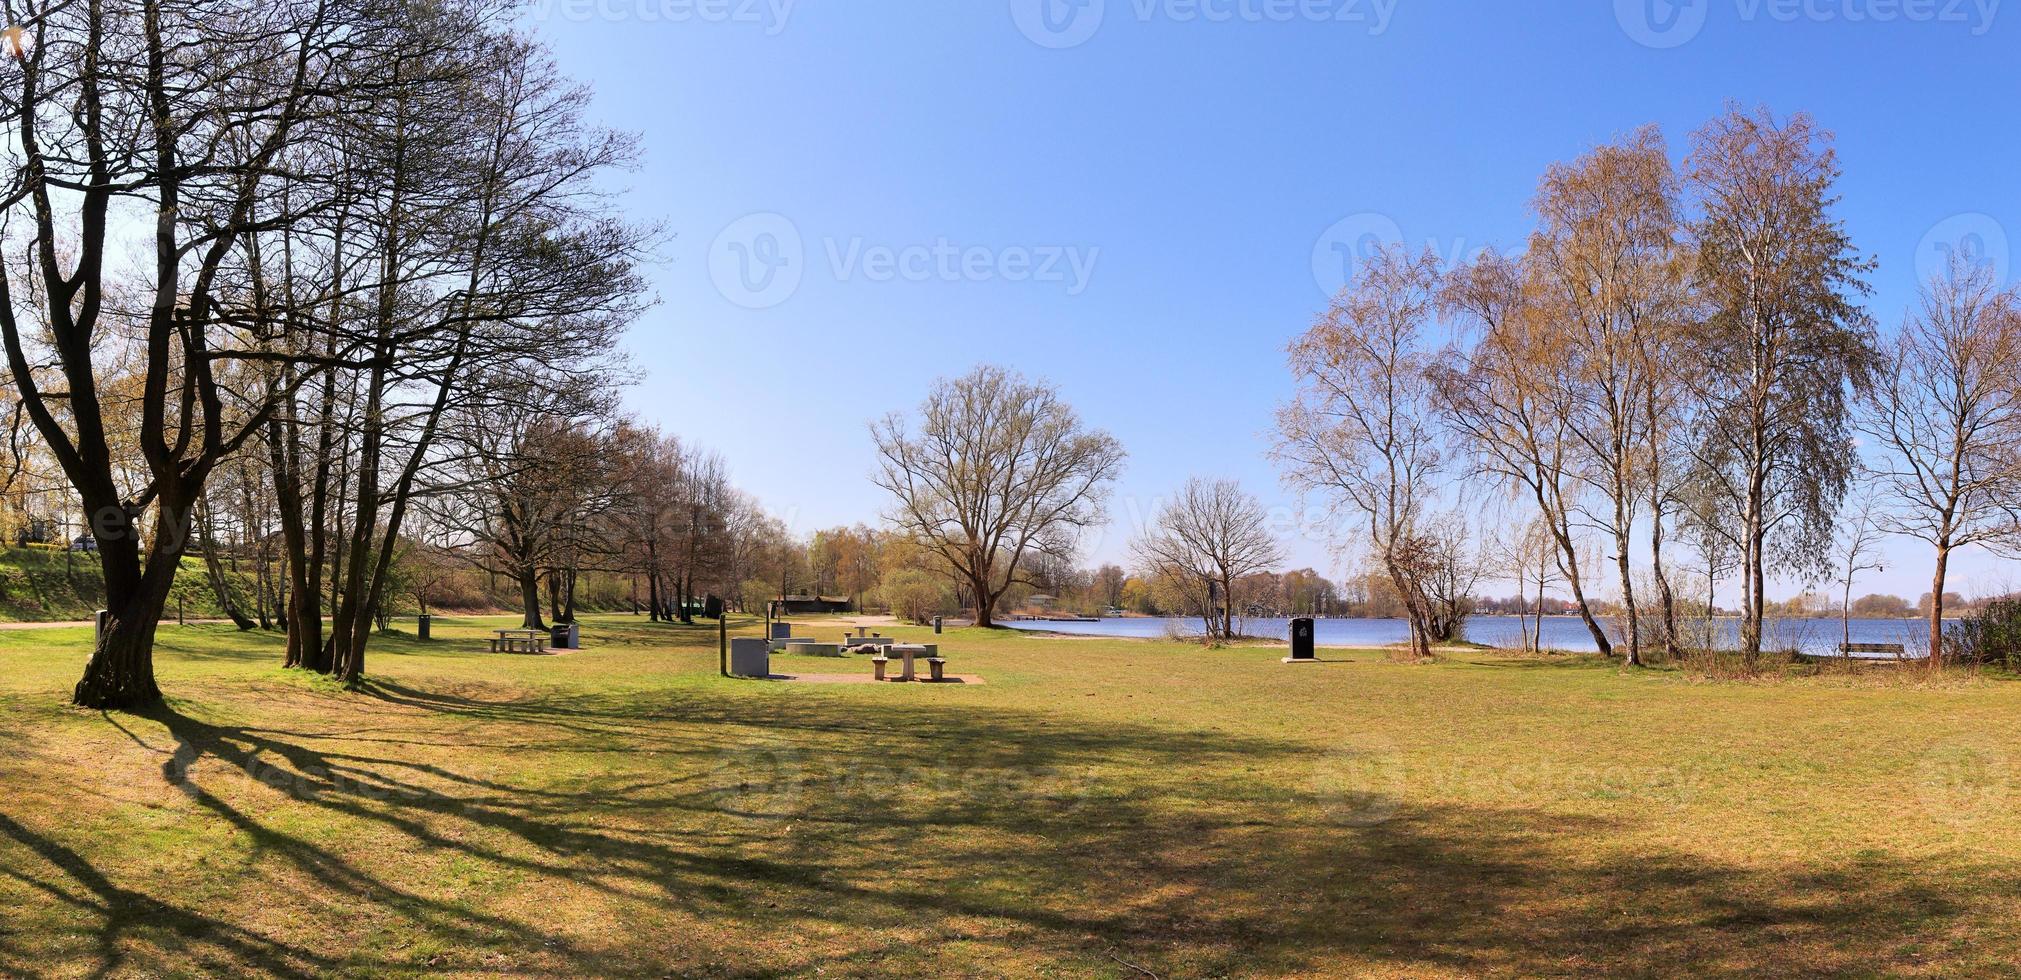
[872,365,1124,629]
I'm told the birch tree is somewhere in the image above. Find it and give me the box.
[1276,246,1448,661]
[1682,105,1879,665]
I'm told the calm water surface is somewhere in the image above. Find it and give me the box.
[1006,615,1934,658]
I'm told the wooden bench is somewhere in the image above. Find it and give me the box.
[491,629,549,654]
[1839,642,1907,657]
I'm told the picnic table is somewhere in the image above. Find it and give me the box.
[872,644,946,682]
[491,628,549,654]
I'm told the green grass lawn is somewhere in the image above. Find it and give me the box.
[3,615,2020,976]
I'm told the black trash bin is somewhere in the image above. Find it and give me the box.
[933,616,943,635]
[417,614,432,641]
[1288,618,1316,661]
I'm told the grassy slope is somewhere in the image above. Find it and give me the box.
[0,548,253,623]
[2,616,2020,977]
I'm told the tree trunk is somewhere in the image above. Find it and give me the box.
[1535,487,1614,659]
[71,502,193,710]
[1743,522,1766,664]
[195,502,257,631]
[1614,533,1642,667]
[971,570,997,628]
[519,569,545,629]
[1929,542,1951,670]
[1531,573,1545,652]
[1649,499,1679,655]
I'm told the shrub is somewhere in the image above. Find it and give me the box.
[877,569,952,624]
[1951,595,2021,669]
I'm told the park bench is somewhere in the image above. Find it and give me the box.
[1838,642,1907,658]
[491,628,548,654]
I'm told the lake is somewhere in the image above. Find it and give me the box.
[1005,614,1935,658]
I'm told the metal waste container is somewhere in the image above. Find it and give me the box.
[1289,618,1316,661]
[417,614,432,640]
[550,622,580,650]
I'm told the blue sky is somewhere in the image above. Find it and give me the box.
[523,0,2018,602]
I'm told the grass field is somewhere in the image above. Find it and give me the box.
[3,615,2021,976]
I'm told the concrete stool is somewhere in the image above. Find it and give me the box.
[927,657,946,682]
[872,656,890,681]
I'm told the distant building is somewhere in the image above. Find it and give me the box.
[776,595,852,614]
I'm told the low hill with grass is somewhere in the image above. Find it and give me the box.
[0,547,279,623]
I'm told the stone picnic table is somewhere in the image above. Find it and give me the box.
[491,628,549,654]
[872,644,946,682]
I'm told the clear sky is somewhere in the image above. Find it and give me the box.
[521,0,2018,603]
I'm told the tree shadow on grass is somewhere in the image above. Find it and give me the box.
[0,679,2015,975]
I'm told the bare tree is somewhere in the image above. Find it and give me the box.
[1276,245,1447,661]
[1435,251,1616,657]
[872,365,1125,629]
[1505,514,1559,652]
[1831,479,1887,658]
[1131,478,1283,641]
[0,0,397,707]
[1413,510,1485,644]
[1859,265,2021,667]
[1528,125,1690,666]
